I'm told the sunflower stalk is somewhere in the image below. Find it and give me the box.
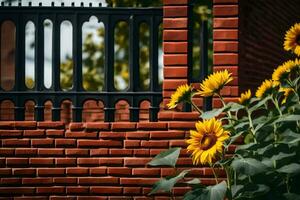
[246,107,257,143]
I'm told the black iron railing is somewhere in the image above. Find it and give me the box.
[0,3,162,122]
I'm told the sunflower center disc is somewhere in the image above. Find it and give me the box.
[201,134,217,150]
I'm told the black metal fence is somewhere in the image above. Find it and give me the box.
[0,3,162,122]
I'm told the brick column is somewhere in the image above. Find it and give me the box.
[213,0,239,107]
[162,0,189,108]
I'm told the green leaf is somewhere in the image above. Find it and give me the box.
[231,158,268,176]
[226,102,245,112]
[234,184,270,199]
[184,181,227,200]
[279,129,300,144]
[149,170,190,195]
[200,107,225,119]
[274,115,300,123]
[249,96,271,113]
[186,178,201,185]
[283,193,300,200]
[277,163,300,176]
[148,147,181,167]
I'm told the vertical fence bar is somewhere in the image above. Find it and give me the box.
[35,14,45,121]
[72,14,83,122]
[200,20,212,111]
[52,14,61,121]
[129,15,139,122]
[14,13,25,120]
[149,16,160,121]
[104,15,115,122]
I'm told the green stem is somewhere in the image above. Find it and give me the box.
[217,93,233,120]
[210,164,219,184]
[246,108,257,143]
[271,95,282,116]
[286,176,290,193]
[190,100,203,114]
[225,166,232,200]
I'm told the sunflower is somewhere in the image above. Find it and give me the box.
[255,79,276,98]
[186,118,230,165]
[279,87,294,104]
[167,84,193,109]
[284,23,300,56]
[239,89,251,105]
[197,70,233,97]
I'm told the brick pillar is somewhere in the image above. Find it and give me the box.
[162,0,189,108]
[213,0,239,107]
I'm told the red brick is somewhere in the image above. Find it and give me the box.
[78,158,99,166]
[0,187,35,195]
[124,158,151,166]
[107,167,131,176]
[109,149,132,156]
[13,169,36,176]
[214,18,238,28]
[66,149,89,156]
[38,148,64,156]
[23,130,44,137]
[100,132,125,139]
[65,131,97,138]
[77,197,107,200]
[22,178,53,185]
[99,158,123,166]
[90,149,108,156]
[15,121,36,129]
[213,5,238,16]
[69,122,85,131]
[46,130,64,137]
[213,29,238,40]
[66,186,89,194]
[53,177,77,184]
[36,187,65,194]
[55,139,76,147]
[157,112,173,120]
[214,41,238,52]
[150,131,185,139]
[0,130,22,137]
[132,168,160,176]
[0,168,11,176]
[168,121,196,129]
[111,122,136,130]
[164,67,188,78]
[163,79,187,90]
[123,187,141,194]
[170,140,187,147]
[55,158,76,166]
[164,55,187,66]
[90,187,122,194]
[164,6,188,17]
[0,121,15,129]
[0,148,14,156]
[37,168,65,176]
[163,18,188,29]
[32,139,54,147]
[124,140,140,148]
[29,158,54,166]
[15,148,37,156]
[77,140,122,148]
[37,122,65,129]
[125,132,149,139]
[0,178,21,185]
[141,141,169,148]
[78,177,119,185]
[137,122,168,130]
[163,42,187,53]
[6,158,28,166]
[163,30,187,41]
[85,122,110,131]
[214,53,238,65]
[66,167,89,176]
[163,0,188,5]
[133,149,150,157]
[15,197,49,200]
[120,178,158,186]
[177,158,193,166]
[90,167,107,175]
[2,139,30,147]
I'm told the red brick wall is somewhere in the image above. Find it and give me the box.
[0,120,235,199]
[238,0,300,92]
